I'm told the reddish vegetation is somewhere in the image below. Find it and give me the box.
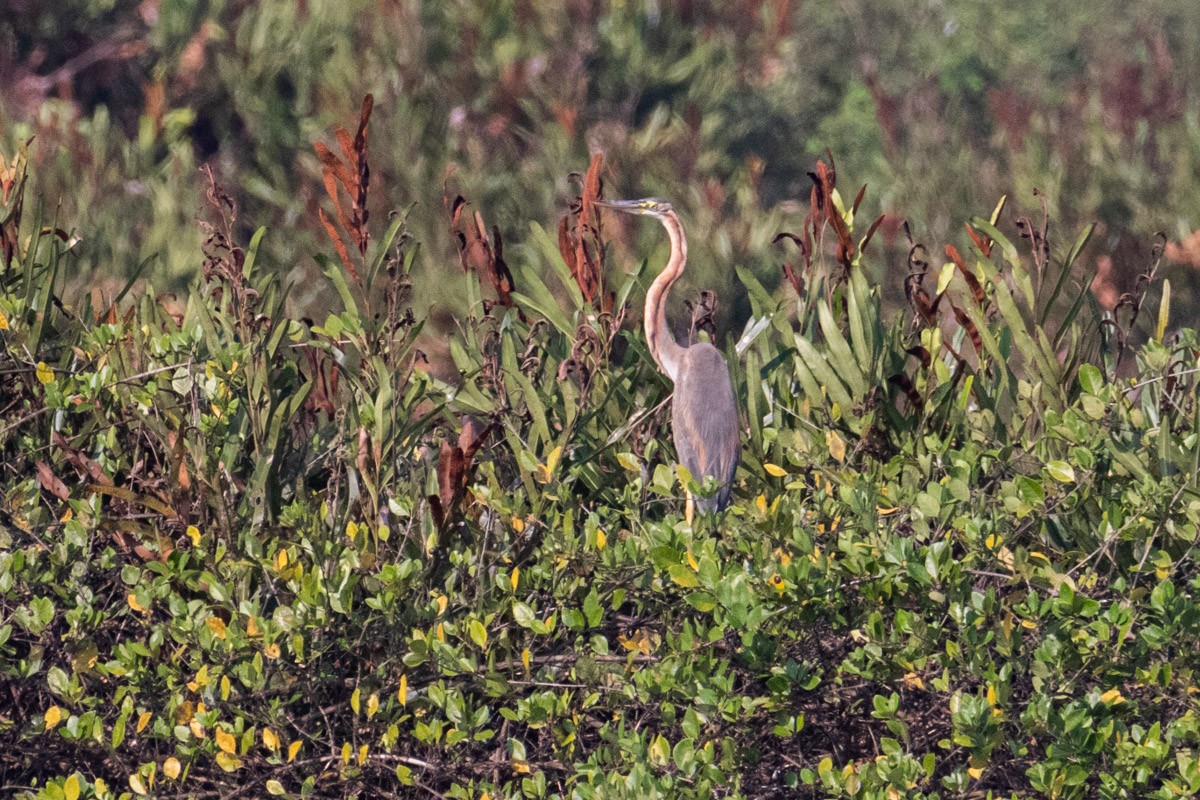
[314,94,374,285]
[558,153,614,313]
[445,186,518,314]
[429,417,493,533]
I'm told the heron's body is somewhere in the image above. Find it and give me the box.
[597,197,739,513]
[672,342,739,512]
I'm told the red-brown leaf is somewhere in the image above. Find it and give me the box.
[965,222,993,258]
[318,208,358,282]
[36,461,70,501]
[887,373,922,407]
[951,303,983,354]
[859,214,887,255]
[946,244,985,305]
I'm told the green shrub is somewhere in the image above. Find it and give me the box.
[2,121,1199,800]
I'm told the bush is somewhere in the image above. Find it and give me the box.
[2,112,1199,799]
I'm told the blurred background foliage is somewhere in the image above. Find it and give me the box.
[3,0,1200,337]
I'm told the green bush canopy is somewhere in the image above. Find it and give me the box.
[2,101,1199,799]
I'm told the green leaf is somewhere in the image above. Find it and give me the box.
[469,619,488,650]
[1046,461,1076,483]
[668,564,700,588]
[583,589,602,628]
[512,602,537,629]
[1078,364,1104,395]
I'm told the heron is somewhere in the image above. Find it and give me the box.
[596,198,740,516]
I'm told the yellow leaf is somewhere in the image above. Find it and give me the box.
[825,429,846,462]
[45,705,63,730]
[287,740,302,762]
[755,494,767,513]
[367,692,379,719]
[193,664,209,688]
[764,463,788,477]
[246,616,261,637]
[986,684,997,706]
[513,760,531,774]
[935,261,956,295]
[264,642,280,659]
[63,774,80,800]
[127,593,146,613]
[902,672,925,691]
[1100,688,1125,705]
[163,757,181,780]
[346,521,359,541]
[275,549,288,571]
[0,308,8,330]
[510,567,520,591]
[220,675,231,701]
[186,525,201,546]
[357,744,368,765]
[351,687,362,714]
[595,528,607,550]
[262,728,279,752]
[215,751,241,772]
[512,515,526,533]
[774,547,792,567]
[544,445,562,476]
[617,452,641,472]
[137,711,152,733]
[215,727,237,754]
[436,594,448,616]
[189,719,205,739]
[436,622,445,641]
[686,549,699,571]
[341,741,352,765]
[398,674,408,706]
[129,774,148,795]
[521,648,531,674]
[36,361,54,384]
[617,629,654,655]
[206,617,227,639]
[967,765,983,779]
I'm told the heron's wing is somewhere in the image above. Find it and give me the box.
[673,344,740,511]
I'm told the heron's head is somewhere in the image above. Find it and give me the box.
[594,197,673,218]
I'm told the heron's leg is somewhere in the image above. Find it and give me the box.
[685,491,694,526]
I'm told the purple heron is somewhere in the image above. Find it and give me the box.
[597,198,740,515]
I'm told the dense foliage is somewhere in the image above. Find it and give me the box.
[3,96,1200,800]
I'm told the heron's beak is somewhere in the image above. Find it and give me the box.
[593,198,648,213]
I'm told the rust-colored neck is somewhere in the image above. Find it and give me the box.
[644,209,687,382]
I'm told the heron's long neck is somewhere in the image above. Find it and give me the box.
[645,210,687,383]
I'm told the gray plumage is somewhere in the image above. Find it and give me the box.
[595,197,740,514]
